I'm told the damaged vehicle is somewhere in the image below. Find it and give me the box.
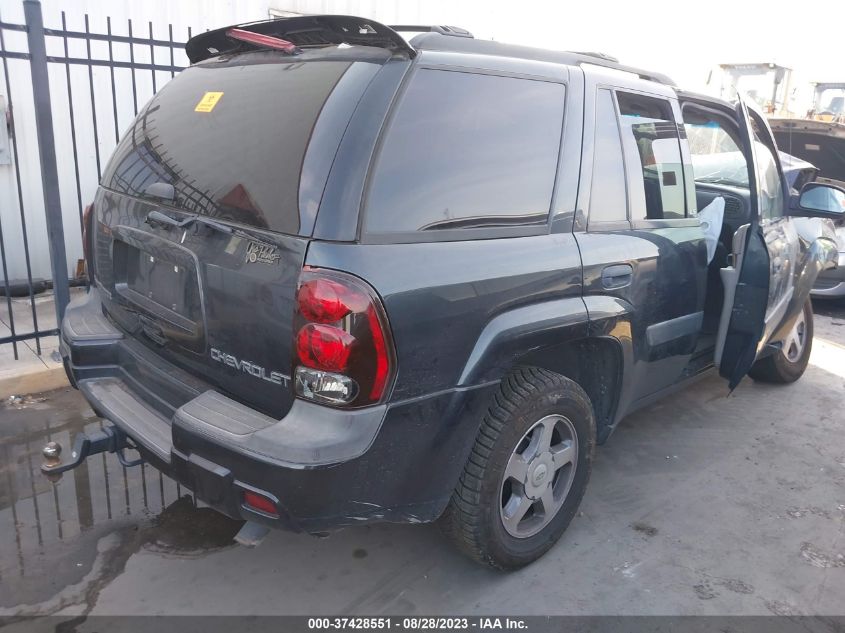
[46,16,840,569]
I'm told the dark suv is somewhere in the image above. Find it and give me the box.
[47,16,841,569]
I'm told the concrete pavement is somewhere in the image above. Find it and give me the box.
[1,305,843,617]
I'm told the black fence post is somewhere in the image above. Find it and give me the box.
[24,0,70,322]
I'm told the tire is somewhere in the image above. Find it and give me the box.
[748,299,813,383]
[440,367,596,570]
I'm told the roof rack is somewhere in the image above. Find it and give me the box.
[573,51,619,63]
[579,56,674,86]
[389,25,473,38]
[185,15,415,64]
[408,34,675,86]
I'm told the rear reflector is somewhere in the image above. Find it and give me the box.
[82,203,94,274]
[242,490,278,516]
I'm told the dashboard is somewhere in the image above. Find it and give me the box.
[694,183,751,244]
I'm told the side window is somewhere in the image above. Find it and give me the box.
[617,92,687,220]
[750,117,785,221]
[589,89,627,224]
[364,69,565,234]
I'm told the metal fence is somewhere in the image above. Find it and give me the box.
[0,0,190,359]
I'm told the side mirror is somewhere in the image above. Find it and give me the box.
[791,182,845,218]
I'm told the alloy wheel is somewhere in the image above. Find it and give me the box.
[499,414,578,538]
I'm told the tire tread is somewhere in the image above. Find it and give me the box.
[441,366,593,568]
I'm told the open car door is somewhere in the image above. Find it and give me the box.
[714,98,777,389]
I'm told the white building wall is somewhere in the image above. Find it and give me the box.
[0,0,489,284]
[0,0,273,283]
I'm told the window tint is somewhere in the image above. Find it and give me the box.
[617,92,686,220]
[102,57,358,235]
[365,69,565,234]
[589,89,627,224]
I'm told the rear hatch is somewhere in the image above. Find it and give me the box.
[92,48,387,418]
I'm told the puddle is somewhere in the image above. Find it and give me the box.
[0,388,242,613]
[144,496,241,555]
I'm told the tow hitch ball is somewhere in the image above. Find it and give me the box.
[41,424,143,482]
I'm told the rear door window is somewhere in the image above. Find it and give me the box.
[617,91,688,220]
[364,69,565,235]
[589,89,628,224]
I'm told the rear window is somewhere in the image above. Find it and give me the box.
[102,55,364,235]
[364,69,565,234]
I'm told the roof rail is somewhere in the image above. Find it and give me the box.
[406,34,675,86]
[185,15,415,64]
[573,51,619,63]
[390,25,473,38]
[578,56,675,86]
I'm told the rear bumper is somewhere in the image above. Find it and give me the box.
[61,289,495,533]
[811,251,845,298]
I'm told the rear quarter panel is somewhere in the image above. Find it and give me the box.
[305,234,585,400]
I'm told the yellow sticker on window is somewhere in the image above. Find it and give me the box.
[194,91,224,113]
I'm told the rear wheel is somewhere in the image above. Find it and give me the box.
[748,299,813,383]
[440,367,595,569]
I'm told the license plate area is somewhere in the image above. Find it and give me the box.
[128,250,194,315]
[111,229,205,353]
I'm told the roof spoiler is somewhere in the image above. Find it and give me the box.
[186,15,416,64]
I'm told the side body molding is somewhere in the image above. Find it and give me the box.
[457,297,590,387]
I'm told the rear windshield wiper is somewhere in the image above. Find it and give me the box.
[145,210,251,239]
[145,210,195,230]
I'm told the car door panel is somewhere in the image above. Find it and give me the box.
[748,107,835,348]
[714,221,770,388]
[714,99,782,388]
[577,72,708,410]
[716,99,836,387]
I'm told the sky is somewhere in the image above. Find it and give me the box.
[281,0,840,108]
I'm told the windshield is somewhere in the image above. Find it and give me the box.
[816,88,845,115]
[685,122,749,187]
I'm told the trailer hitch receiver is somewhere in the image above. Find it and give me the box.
[41,424,143,482]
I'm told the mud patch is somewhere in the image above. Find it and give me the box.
[716,578,754,595]
[693,581,718,600]
[799,542,845,569]
[353,548,368,559]
[785,507,831,519]
[630,522,658,537]
[764,599,802,616]
[3,394,49,411]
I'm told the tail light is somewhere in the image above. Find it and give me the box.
[82,203,94,277]
[293,268,395,407]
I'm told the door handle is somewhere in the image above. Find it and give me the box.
[601,264,633,289]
